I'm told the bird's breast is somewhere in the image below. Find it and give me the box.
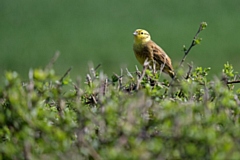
[133,44,149,65]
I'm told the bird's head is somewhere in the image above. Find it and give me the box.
[133,29,151,44]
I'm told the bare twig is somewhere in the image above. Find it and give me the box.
[94,64,101,71]
[45,51,60,71]
[86,74,92,87]
[102,78,108,96]
[185,63,193,79]
[126,68,134,79]
[59,67,72,84]
[136,58,150,90]
[113,72,123,90]
[220,75,240,89]
[153,61,157,75]
[159,63,165,76]
[119,69,123,89]
[159,56,168,76]
[135,65,141,78]
[91,95,98,105]
[73,76,81,100]
[89,63,101,79]
[227,80,240,84]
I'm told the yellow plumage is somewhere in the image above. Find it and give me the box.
[133,29,174,78]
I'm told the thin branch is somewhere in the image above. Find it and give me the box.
[113,72,123,90]
[153,61,157,75]
[86,74,92,87]
[179,22,206,67]
[169,22,206,86]
[136,59,150,90]
[126,68,134,79]
[91,95,98,105]
[89,63,101,79]
[59,67,72,83]
[176,64,193,98]
[135,65,141,78]
[227,80,240,84]
[94,64,101,71]
[73,76,81,100]
[119,69,123,90]
[185,63,193,79]
[102,78,108,96]
[45,51,60,71]
[220,75,240,89]
[159,56,168,76]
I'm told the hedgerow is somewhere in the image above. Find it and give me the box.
[1,22,240,160]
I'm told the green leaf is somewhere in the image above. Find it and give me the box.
[200,22,207,30]
[194,37,202,45]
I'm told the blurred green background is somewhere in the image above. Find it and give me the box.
[1,0,240,79]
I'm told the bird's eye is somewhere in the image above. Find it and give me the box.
[141,32,143,35]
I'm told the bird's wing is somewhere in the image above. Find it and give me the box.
[148,41,173,71]
[134,44,154,64]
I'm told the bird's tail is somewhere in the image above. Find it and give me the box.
[168,70,175,79]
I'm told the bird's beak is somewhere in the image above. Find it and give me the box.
[133,31,138,36]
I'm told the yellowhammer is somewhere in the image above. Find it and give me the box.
[133,29,174,78]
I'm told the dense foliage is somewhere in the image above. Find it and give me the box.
[1,60,240,160]
[1,22,240,160]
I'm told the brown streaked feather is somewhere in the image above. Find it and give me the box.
[151,42,173,70]
[150,40,175,78]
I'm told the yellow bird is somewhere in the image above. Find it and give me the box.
[133,29,174,78]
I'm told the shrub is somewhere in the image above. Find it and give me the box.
[1,22,240,160]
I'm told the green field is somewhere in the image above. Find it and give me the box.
[1,1,240,79]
